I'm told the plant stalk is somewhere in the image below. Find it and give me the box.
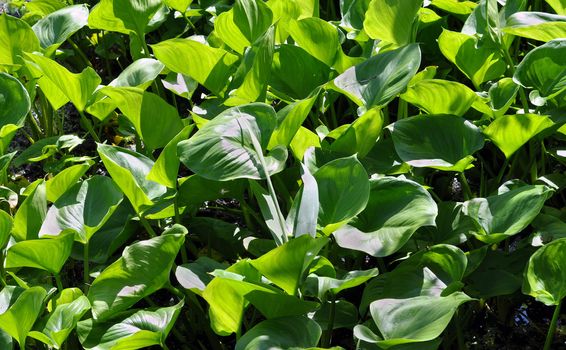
[78,111,101,142]
[55,274,64,291]
[83,242,89,289]
[140,216,157,238]
[543,300,562,350]
[459,172,473,200]
[322,294,336,347]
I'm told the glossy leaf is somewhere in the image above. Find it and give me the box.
[178,103,287,181]
[97,144,167,214]
[334,177,437,257]
[175,257,226,295]
[25,53,101,112]
[147,125,193,188]
[288,17,340,67]
[88,0,163,36]
[390,114,485,171]
[401,79,478,116]
[39,176,124,243]
[483,114,554,158]
[12,181,47,241]
[0,73,30,127]
[78,301,183,350]
[235,316,321,350]
[234,0,273,44]
[0,210,12,248]
[151,38,239,96]
[315,155,370,233]
[523,238,566,305]
[88,228,186,320]
[333,44,421,110]
[29,293,90,348]
[0,14,40,69]
[305,268,379,300]
[32,4,89,55]
[100,87,183,150]
[45,162,91,203]
[438,29,506,88]
[286,163,319,238]
[462,184,554,244]
[108,58,164,89]
[250,235,328,295]
[514,39,566,101]
[0,286,47,347]
[364,0,422,45]
[504,12,566,42]
[5,232,74,273]
[370,292,472,347]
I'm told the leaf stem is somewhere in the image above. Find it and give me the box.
[78,110,101,142]
[544,301,562,350]
[140,216,157,238]
[83,242,89,290]
[67,38,94,68]
[455,310,467,350]
[322,293,336,347]
[54,274,64,291]
[459,172,473,200]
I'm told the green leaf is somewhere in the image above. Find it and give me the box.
[514,39,566,101]
[333,44,421,110]
[462,184,554,244]
[305,269,379,300]
[504,12,566,42]
[5,232,74,273]
[329,107,384,157]
[39,176,124,243]
[178,103,287,181]
[233,0,273,44]
[431,0,476,15]
[97,144,167,214]
[370,292,472,347]
[78,301,183,350]
[175,257,226,295]
[523,238,566,305]
[109,58,164,89]
[45,162,91,203]
[315,155,370,233]
[0,210,12,248]
[203,273,319,335]
[483,114,554,158]
[438,29,506,88]
[88,0,163,36]
[250,235,328,295]
[0,286,47,347]
[334,177,437,257]
[286,163,319,238]
[288,17,340,67]
[100,87,183,150]
[0,73,30,127]
[364,0,422,46]
[235,316,322,350]
[313,300,359,330]
[215,9,250,54]
[88,228,186,320]
[12,181,47,241]
[390,114,485,172]
[249,181,287,245]
[489,77,519,116]
[151,38,239,96]
[546,0,566,15]
[32,4,89,55]
[0,14,40,70]
[147,125,193,188]
[226,26,274,105]
[29,293,90,348]
[25,53,101,112]
[401,79,478,116]
[163,0,192,13]
[268,90,320,148]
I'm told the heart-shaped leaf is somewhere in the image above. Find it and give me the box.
[87,226,186,320]
[364,0,422,45]
[0,73,30,128]
[504,12,566,42]
[235,316,321,350]
[0,286,47,347]
[390,114,485,172]
[523,237,566,305]
[5,232,74,273]
[32,4,89,55]
[178,103,287,181]
[334,177,437,257]
[39,176,124,243]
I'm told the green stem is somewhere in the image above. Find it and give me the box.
[27,110,43,139]
[495,157,510,186]
[54,274,64,291]
[501,48,530,112]
[140,216,157,238]
[67,38,94,68]
[247,125,288,245]
[322,294,336,347]
[0,251,6,287]
[398,99,408,120]
[459,172,473,200]
[83,242,89,289]
[543,301,562,350]
[78,111,101,142]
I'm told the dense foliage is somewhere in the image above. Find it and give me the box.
[0,0,565,349]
